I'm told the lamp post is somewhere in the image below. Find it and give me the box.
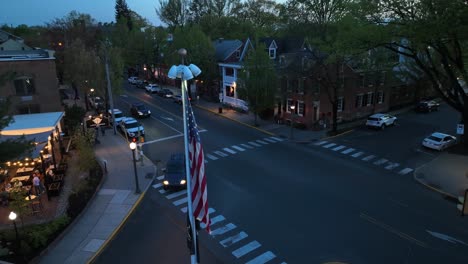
[129,142,141,194]
[290,105,296,140]
[8,212,19,250]
[39,150,45,175]
[168,48,202,264]
[48,135,57,169]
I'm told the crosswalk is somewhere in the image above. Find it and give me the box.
[313,140,414,175]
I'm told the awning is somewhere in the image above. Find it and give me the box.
[0,112,64,136]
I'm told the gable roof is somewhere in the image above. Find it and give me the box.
[0,29,23,45]
[213,39,243,61]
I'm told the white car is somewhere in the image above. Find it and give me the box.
[422,132,457,151]
[145,84,161,94]
[118,117,145,140]
[366,113,397,130]
[128,77,142,85]
[107,109,125,125]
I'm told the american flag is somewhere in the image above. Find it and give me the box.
[185,89,211,233]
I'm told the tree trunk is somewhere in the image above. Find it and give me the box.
[332,102,338,132]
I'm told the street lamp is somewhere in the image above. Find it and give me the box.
[8,211,19,250]
[168,48,201,264]
[129,142,141,194]
[290,105,296,140]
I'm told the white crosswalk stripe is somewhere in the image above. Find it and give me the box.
[214,150,228,157]
[152,183,163,189]
[351,151,364,158]
[173,197,187,206]
[206,154,218,160]
[210,215,226,226]
[399,168,414,175]
[158,189,167,194]
[220,231,248,248]
[223,148,237,154]
[156,175,165,180]
[341,148,355,154]
[245,251,276,264]
[263,138,276,143]
[323,143,337,148]
[231,145,245,152]
[166,190,186,199]
[373,158,388,166]
[211,223,237,236]
[208,208,216,214]
[232,241,261,258]
[240,143,253,149]
[362,155,376,161]
[270,136,283,142]
[256,140,268,145]
[180,207,187,213]
[248,141,262,147]
[314,141,328,146]
[385,162,400,170]
[332,145,346,151]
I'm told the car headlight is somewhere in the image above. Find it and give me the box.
[163,180,169,185]
[148,110,151,114]
[180,180,186,185]
[138,111,143,115]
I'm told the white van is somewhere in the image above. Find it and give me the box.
[107,109,125,124]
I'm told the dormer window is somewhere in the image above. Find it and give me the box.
[269,48,276,59]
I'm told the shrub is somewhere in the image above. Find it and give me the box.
[67,163,103,219]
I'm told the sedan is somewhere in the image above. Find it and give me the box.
[422,132,457,151]
[145,84,161,93]
[158,88,174,98]
[365,113,397,130]
[416,100,440,113]
[130,102,151,118]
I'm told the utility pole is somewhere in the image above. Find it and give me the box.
[104,40,117,135]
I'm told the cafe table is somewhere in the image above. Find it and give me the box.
[16,167,35,176]
[10,175,31,183]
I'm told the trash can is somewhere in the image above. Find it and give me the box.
[218,107,222,113]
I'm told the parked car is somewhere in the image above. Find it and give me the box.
[88,96,105,110]
[136,80,148,89]
[128,76,143,85]
[365,113,397,130]
[173,94,182,104]
[422,132,457,151]
[118,117,145,140]
[162,153,186,190]
[158,88,174,98]
[145,84,161,93]
[107,108,125,125]
[415,100,440,113]
[130,102,151,118]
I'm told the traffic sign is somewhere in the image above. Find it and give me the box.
[456,124,464,135]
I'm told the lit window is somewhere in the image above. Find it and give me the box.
[225,86,234,97]
[286,99,293,113]
[14,77,35,96]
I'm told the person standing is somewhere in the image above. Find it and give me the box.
[32,173,45,195]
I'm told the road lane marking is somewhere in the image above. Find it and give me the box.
[362,155,376,161]
[426,230,468,246]
[270,136,283,142]
[232,241,261,258]
[360,213,427,248]
[152,183,163,189]
[240,143,253,149]
[332,145,346,151]
[256,140,268,145]
[341,148,355,154]
[323,143,337,148]
[156,175,165,180]
[173,197,187,206]
[351,151,364,158]
[214,151,228,157]
[180,207,187,213]
[211,223,237,236]
[166,190,186,199]
[220,232,248,248]
[399,168,414,175]
[373,158,388,166]
[231,145,245,151]
[314,141,328,146]
[158,189,167,194]
[141,134,183,146]
[206,154,218,160]
[210,215,226,226]
[223,148,237,154]
[263,138,276,143]
[245,251,276,264]
[385,162,400,170]
[248,141,262,147]
[208,208,216,214]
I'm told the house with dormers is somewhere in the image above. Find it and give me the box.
[0,29,61,115]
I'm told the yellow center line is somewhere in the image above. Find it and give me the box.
[360,213,428,248]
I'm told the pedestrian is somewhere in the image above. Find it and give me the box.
[32,173,45,195]
[101,125,105,136]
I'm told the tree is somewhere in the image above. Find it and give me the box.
[156,0,190,29]
[115,0,133,30]
[350,0,468,147]
[238,41,277,126]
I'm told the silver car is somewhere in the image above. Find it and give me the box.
[365,113,397,130]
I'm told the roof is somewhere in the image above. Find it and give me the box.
[213,39,243,61]
[431,132,452,138]
[0,112,64,136]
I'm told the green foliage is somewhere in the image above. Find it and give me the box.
[237,41,277,125]
[72,130,98,173]
[64,105,86,132]
[67,165,103,219]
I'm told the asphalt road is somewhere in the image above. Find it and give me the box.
[96,84,468,264]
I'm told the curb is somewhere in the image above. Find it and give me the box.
[413,162,457,200]
[321,129,355,141]
[195,104,276,136]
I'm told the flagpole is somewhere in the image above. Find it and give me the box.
[179,49,200,264]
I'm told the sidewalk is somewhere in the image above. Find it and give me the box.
[37,132,156,264]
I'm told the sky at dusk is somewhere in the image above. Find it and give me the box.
[0,0,163,27]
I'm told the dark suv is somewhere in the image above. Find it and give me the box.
[415,100,440,113]
[163,153,186,190]
[130,102,151,118]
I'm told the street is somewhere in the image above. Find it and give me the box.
[96,84,468,264]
